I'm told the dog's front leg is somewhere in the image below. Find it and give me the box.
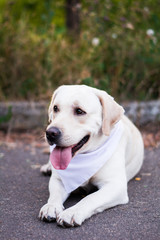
[57,180,128,227]
[39,171,69,222]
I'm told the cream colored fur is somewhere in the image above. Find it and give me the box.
[39,85,144,227]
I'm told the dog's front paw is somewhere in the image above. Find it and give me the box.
[39,203,63,222]
[40,162,51,176]
[57,207,85,227]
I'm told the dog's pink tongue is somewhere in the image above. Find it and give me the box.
[50,146,72,170]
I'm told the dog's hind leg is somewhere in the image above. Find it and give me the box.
[40,158,52,176]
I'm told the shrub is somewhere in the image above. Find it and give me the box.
[0,0,159,101]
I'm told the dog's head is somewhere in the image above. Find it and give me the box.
[46,85,124,169]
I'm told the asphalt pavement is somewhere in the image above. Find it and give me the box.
[0,143,160,240]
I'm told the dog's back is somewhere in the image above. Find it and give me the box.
[122,116,144,181]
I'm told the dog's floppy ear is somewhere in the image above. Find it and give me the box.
[91,87,124,136]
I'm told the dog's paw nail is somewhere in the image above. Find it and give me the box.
[38,212,43,221]
[63,221,73,228]
[57,219,73,228]
[43,216,56,223]
[57,218,63,226]
[73,221,80,227]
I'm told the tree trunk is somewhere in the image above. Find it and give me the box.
[66,0,80,35]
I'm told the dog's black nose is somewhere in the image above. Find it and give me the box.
[46,127,62,145]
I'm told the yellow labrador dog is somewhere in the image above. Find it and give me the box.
[39,85,144,227]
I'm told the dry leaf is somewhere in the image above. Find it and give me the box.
[135,177,141,181]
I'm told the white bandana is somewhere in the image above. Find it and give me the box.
[50,120,124,193]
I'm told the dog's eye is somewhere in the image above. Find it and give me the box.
[53,105,59,113]
[74,108,86,115]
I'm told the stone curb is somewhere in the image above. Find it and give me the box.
[0,100,160,131]
[0,102,48,131]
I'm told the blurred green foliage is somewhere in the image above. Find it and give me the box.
[0,106,12,124]
[0,0,160,101]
